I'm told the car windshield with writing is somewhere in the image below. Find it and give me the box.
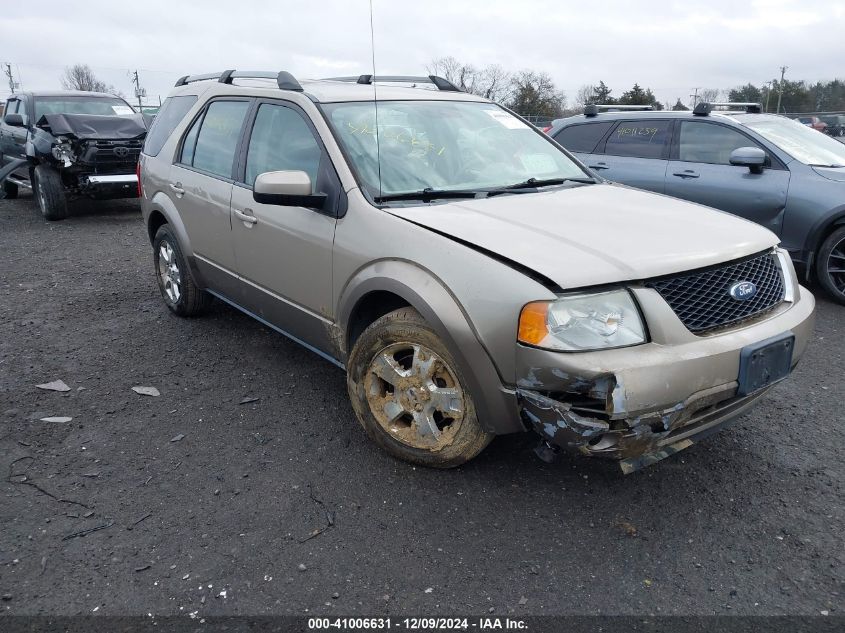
[745,117,845,167]
[323,100,587,202]
[34,96,135,120]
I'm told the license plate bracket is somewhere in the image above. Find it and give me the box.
[737,332,795,397]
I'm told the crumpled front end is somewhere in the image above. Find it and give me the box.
[516,282,816,473]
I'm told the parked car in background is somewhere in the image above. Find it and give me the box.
[548,103,845,304]
[0,90,147,220]
[138,72,814,472]
[820,114,845,137]
[795,115,828,133]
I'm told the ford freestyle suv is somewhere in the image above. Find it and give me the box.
[138,71,815,473]
[0,90,146,220]
[548,103,845,304]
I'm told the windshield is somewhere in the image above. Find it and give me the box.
[34,96,135,120]
[745,117,845,167]
[323,100,587,198]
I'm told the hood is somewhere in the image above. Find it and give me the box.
[812,166,845,182]
[37,113,147,140]
[385,183,779,289]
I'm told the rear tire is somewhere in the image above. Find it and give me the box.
[33,164,67,221]
[816,226,845,305]
[152,224,212,317]
[346,307,493,468]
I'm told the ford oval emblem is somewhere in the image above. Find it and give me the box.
[729,281,757,301]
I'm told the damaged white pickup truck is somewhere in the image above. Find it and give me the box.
[0,91,147,220]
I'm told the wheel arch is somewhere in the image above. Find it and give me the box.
[145,190,206,289]
[803,205,845,280]
[337,260,522,435]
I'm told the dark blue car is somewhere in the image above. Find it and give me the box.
[548,103,845,304]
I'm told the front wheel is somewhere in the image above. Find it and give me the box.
[346,307,493,468]
[816,226,845,305]
[33,164,67,221]
[152,225,212,316]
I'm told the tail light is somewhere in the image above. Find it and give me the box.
[542,126,552,134]
[136,160,143,198]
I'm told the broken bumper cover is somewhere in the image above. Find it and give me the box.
[516,285,816,472]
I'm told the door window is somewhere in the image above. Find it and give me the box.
[179,100,249,179]
[604,120,671,158]
[244,103,322,186]
[553,121,613,153]
[678,121,762,165]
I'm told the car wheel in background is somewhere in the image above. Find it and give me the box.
[33,164,67,221]
[152,224,212,317]
[346,307,493,468]
[816,226,845,305]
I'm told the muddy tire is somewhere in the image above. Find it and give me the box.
[33,164,67,221]
[153,224,212,317]
[346,307,493,468]
[2,178,18,199]
[816,226,845,305]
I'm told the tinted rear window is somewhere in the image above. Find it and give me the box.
[554,121,613,153]
[604,120,671,159]
[143,95,198,157]
[190,101,250,179]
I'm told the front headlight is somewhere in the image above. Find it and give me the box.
[518,289,647,351]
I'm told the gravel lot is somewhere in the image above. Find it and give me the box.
[0,194,843,618]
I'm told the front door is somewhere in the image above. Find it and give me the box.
[665,120,790,235]
[168,99,251,296]
[229,100,338,357]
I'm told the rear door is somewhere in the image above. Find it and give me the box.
[168,98,251,296]
[588,118,672,193]
[228,99,339,355]
[665,120,789,235]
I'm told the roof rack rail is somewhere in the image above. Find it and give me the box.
[324,75,462,92]
[174,70,303,92]
[584,104,654,117]
[693,101,762,116]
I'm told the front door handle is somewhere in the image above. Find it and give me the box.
[672,170,700,179]
[233,208,258,226]
[589,162,609,170]
[169,182,185,196]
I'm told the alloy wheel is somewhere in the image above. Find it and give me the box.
[827,235,845,297]
[157,240,182,303]
[364,342,465,450]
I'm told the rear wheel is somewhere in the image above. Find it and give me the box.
[152,224,212,317]
[816,226,845,305]
[346,307,493,468]
[33,164,67,221]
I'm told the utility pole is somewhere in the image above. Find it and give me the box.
[689,87,700,108]
[775,66,787,114]
[764,80,774,113]
[131,70,145,112]
[4,63,16,94]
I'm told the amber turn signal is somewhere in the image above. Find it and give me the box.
[518,301,551,345]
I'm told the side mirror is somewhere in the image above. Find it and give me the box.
[253,170,327,209]
[729,147,766,173]
[4,113,24,127]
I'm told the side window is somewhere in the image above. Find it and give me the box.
[244,103,322,187]
[604,120,671,159]
[183,100,250,179]
[554,121,614,153]
[678,122,762,165]
[144,95,198,157]
[5,99,18,115]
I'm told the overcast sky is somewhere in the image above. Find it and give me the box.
[1,0,842,107]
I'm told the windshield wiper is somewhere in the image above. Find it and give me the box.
[486,176,597,196]
[373,188,482,203]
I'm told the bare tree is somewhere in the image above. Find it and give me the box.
[427,57,512,103]
[60,64,123,97]
[697,87,722,104]
[574,84,595,108]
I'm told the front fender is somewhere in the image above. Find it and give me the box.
[338,259,522,435]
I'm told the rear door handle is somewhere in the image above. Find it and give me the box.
[589,163,609,170]
[233,208,258,225]
[672,170,700,179]
[169,182,185,196]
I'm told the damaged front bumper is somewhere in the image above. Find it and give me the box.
[516,285,816,473]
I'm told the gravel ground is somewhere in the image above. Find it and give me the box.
[0,194,843,618]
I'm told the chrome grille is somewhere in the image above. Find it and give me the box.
[645,251,785,333]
